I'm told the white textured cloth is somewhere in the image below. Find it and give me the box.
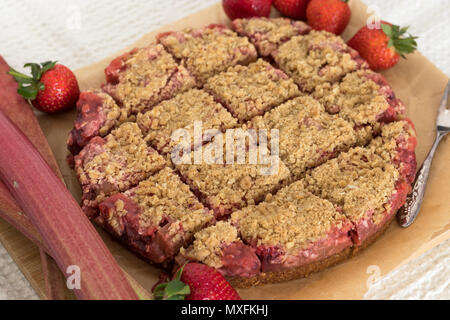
[0,0,448,300]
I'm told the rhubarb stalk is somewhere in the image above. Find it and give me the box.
[0,110,138,300]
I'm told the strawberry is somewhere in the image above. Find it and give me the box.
[153,263,241,300]
[273,0,310,20]
[8,61,80,113]
[222,0,273,21]
[348,22,418,71]
[306,0,351,35]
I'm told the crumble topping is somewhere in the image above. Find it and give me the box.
[204,59,300,122]
[180,221,239,268]
[115,167,212,236]
[177,134,290,217]
[136,89,237,154]
[250,95,356,180]
[158,25,257,84]
[102,44,196,114]
[232,17,311,56]
[231,180,349,252]
[272,31,365,92]
[304,146,399,225]
[75,122,166,208]
[313,70,394,126]
[67,90,129,155]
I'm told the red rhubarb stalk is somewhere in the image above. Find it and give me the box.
[0,110,138,300]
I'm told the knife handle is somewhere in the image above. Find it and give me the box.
[397,131,447,227]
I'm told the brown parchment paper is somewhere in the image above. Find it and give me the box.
[35,0,449,299]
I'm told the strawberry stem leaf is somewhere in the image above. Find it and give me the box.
[152,262,190,300]
[381,23,418,58]
[7,61,57,101]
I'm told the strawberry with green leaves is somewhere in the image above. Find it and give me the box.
[153,263,241,300]
[8,61,80,113]
[348,22,418,71]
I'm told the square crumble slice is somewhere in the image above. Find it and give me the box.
[249,95,357,180]
[74,122,166,218]
[176,134,290,219]
[158,24,258,84]
[67,90,129,156]
[177,221,261,278]
[102,44,196,114]
[230,180,353,273]
[231,17,311,56]
[136,89,237,155]
[304,121,417,245]
[98,167,213,265]
[204,59,300,122]
[312,70,406,133]
[272,30,368,92]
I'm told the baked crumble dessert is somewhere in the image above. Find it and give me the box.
[231,17,311,56]
[136,89,237,154]
[204,59,300,122]
[74,122,165,218]
[177,221,261,278]
[68,17,418,288]
[312,70,405,132]
[98,167,213,265]
[272,30,368,92]
[157,24,258,84]
[249,95,356,180]
[102,44,196,114]
[176,135,290,219]
[67,90,128,156]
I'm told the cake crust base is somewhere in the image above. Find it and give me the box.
[228,214,395,288]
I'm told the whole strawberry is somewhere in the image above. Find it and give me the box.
[348,22,418,71]
[8,61,80,113]
[273,0,310,20]
[153,263,241,300]
[306,0,351,35]
[223,0,272,21]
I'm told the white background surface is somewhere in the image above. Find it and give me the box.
[0,0,448,300]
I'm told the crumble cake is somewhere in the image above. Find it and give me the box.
[312,70,406,130]
[204,59,300,122]
[74,122,165,218]
[67,18,418,288]
[157,24,258,84]
[249,95,357,180]
[231,17,311,56]
[272,30,368,92]
[136,89,237,154]
[67,90,128,156]
[304,120,416,245]
[176,134,290,219]
[177,221,261,278]
[98,168,213,265]
[102,44,196,114]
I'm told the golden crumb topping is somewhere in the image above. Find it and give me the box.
[159,26,257,83]
[231,180,347,252]
[204,59,300,121]
[124,167,212,235]
[180,221,239,268]
[251,95,356,180]
[136,89,237,154]
[273,31,359,92]
[110,44,195,114]
[313,70,390,126]
[233,17,310,56]
[177,135,290,214]
[76,123,166,201]
[304,146,399,225]
[91,90,129,136]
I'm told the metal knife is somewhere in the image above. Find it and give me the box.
[397,80,450,227]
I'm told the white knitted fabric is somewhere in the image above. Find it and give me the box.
[0,0,448,300]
